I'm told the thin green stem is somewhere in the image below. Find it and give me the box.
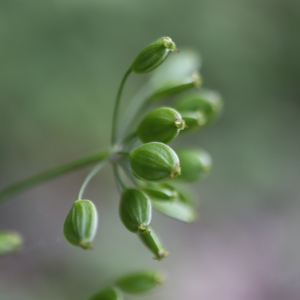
[111,67,132,146]
[121,131,137,146]
[119,159,138,187]
[0,150,109,202]
[77,159,109,200]
[121,132,139,152]
[113,164,126,194]
[119,83,152,139]
[116,151,130,157]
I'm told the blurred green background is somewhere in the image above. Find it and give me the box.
[1,0,300,299]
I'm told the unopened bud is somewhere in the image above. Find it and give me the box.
[174,89,223,123]
[151,190,197,223]
[179,110,207,132]
[63,200,98,249]
[142,183,178,202]
[130,142,181,182]
[131,37,178,74]
[137,107,186,144]
[176,148,212,181]
[149,72,201,101]
[116,270,164,294]
[119,189,152,233]
[138,227,168,260]
[88,286,123,300]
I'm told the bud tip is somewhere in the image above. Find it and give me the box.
[170,163,181,178]
[161,37,178,52]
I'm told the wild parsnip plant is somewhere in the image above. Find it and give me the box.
[0,37,222,299]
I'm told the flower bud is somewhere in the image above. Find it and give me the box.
[179,110,207,132]
[137,107,186,144]
[64,199,98,249]
[149,72,201,101]
[119,189,152,233]
[174,89,223,123]
[150,48,201,87]
[138,227,168,260]
[116,271,164,294]
[176,148,212,181]
[88,287,123,300]
[0,231,22,257]
[129,142,181,182]
[142,183,178,201]
[151,190,197,223]
[131,37,178,74]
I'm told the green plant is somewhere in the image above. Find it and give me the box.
[0,37,222,299]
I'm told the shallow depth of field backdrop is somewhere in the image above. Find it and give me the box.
[1,0,300,299]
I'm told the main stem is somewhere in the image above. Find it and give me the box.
[111,67,132,146]
[0,150,109,202]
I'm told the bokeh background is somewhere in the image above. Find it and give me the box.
[1,0,300,299]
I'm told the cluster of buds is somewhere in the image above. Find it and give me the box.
[62,36,222,261]
[0,36,223,299]
[113,37,222,260]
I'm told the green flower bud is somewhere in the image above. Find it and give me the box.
[64,199,98,249]
[131,37,178,74]
[137,107,186,144]
[129,142,181,182]
[88,286,123,300]
[176,148,212,181]
[116,271,164,294]
[138,227,168,260]
[151,190,197,223]
[179,110,207,132]
[119,189,152,233]
[174,89,223,123]
[149,72,201,101]
[0,232,22,257]
[150,48,201,87]
[142,183,179,201]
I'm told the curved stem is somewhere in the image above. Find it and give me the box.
[119,82,152,139]
[113,164,126,194]
[0,150,109,202]
[77,159,109,200]
[111,67,132,146]
[119,159,138,187]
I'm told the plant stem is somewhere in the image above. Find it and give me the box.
[113,164,126,194]
[77,159,109,200]
[0,150,109,202]
[119,83,152,139]
[116,151,130,157]
[111,67,132,146]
